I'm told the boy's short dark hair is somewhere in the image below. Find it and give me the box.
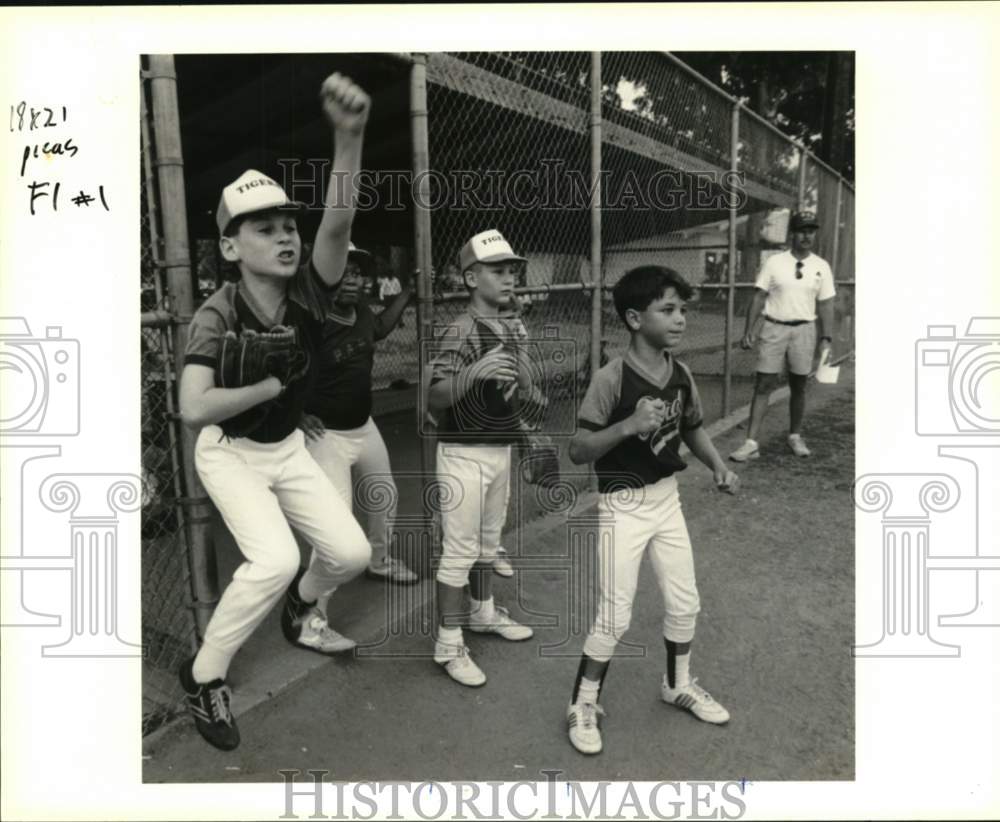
[220,214,246,238]
[612,266,693,326]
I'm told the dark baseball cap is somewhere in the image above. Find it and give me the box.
[789,210,820,231]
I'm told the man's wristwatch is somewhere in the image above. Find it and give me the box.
[819,335,832,343]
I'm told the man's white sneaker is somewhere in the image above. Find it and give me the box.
[729,438,760,462]
[434,639,487,687]
[492,546,514,578]
[296,609,357,655]
[787,434,811,457]
[365,556,419,585]
[661,677,730,724]
[567,701,605,755]
[468,605,533,641]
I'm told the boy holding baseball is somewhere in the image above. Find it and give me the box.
[177,73,372,750]
[565,266,738,755]
[426,229,536,687]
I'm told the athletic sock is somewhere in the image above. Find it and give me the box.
[576,677,601,706]
[436,625,463,647]
[665,639,692,689]
[191,643,232,684]
[296,571,324,605]
[571,654,610,704]
[470,596,495,622]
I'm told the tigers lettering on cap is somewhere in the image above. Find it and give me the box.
[459,229,527,273]
[216,169,306,235]
[789,210,820,231]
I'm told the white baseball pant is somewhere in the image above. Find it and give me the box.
[583,475,701,662]
[435,443,510,587]
[306,416,396,564]
[193,425,370,676]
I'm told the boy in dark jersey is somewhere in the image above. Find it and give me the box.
[300,242,419,595]
[564,266,739,755]
[427,230,536,687]
[176,73,372,751]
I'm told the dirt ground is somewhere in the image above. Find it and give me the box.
[144,364,854,784]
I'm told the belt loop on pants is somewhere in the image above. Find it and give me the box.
[763,315,812,327]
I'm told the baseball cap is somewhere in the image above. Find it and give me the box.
[789,210,820,231]
[347,241,373,275]
[216,169,306,235]
[459,229,526,273]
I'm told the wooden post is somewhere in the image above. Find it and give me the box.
[410,54,436,516]
[147,54,218,640]
[589,52,603,383]
[723,102,740,418]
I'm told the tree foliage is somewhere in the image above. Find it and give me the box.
[672,52,855,181]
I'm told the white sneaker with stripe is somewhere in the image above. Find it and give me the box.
[567,701,605,755]
[661,676,730,724]
[468,604,533,641]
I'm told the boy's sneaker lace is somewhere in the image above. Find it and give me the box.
[281,568,355,655]
[567,701,605,755]
[178,657,240,751]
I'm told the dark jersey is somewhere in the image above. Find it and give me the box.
[306,303,378,430]
[184,262,329,443]
[577,350,704,492]
[429,310,523,445]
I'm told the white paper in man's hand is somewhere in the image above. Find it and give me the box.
[816,348,841,384]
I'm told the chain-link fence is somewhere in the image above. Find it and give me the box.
[140,68,198,738]
[141,50,855,737]
[424,52,597,507]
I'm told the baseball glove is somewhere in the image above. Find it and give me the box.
[517,426,561,489]
[215,325,310,438]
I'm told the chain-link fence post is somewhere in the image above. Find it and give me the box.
[410,53,435,508]
[148,54,218,639]
[589,52,603,389]
[723,101,740,418]
[832,177,843,279]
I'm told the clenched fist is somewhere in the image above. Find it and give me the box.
[629,396,667,437]
[320,72,370,134]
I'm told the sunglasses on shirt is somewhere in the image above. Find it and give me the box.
[795,261,804,279]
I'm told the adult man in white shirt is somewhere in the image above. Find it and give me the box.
[730,210,836,461]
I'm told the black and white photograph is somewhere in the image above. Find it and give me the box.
[1,4,998,821]
[138,49,855,784]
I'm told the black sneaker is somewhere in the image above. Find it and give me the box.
[280,566,314,645]
[178,657,240,751]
